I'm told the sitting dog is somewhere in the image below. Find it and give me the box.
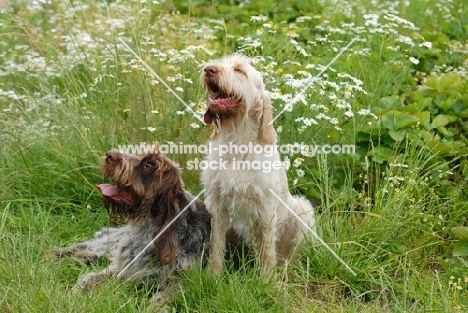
[200,54,316,273]
[54,149,211,291]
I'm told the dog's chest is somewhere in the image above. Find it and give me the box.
[218,177,277,223]
[202,145,283,223]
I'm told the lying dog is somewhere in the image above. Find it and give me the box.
[54,149,211,291]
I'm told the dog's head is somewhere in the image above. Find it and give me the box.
[201,54,276,144]
[96,148,184,265]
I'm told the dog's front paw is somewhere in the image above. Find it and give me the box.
[209,257,224,275]
[148,292,171,313]
[73,271,111,292]
[53,247,100,265]
[52,247,76,258]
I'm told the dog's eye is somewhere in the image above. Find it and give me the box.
[234,68,245,75]
[143,163,155,171]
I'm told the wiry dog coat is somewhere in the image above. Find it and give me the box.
[201,54,315,273]
[55,150,211,290]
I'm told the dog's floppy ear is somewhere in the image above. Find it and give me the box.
[154,198,180,265]
[210,129,219,141]
[149,163,183,265]
[259,90,276,145]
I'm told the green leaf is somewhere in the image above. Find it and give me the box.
[417,73,463,98]
[395,115,419,130]
[423,75,439,90]
[430,115,450,129]
[436,98,458,111]
[421,130,435,141]
[414,111,430,129]
[416,86,437,98]
[367,146,393,164]
[379,96,402,110]
[427,141,458,156]
[382,111,419,131]
[382,111,399,130]
[439,72,463,92]
[404,98,432,113]
[453,240,468,257]
[388,129,406,141]
[452,227,468,239]
[436,127,455,138]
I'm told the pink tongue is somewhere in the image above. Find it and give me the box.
[96,184,119,197]
[96,184,135,205]
[204,111,213,124]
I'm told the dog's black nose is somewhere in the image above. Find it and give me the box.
[106,150,122,163]
[204,66,218,76]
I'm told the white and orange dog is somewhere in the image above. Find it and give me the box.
[200,54,315,273]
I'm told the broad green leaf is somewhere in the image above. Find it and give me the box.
[418,73,463,97]
[419,97,433,110]
[395,115,419,130]
[438,182,458,197]
[388,129,406,141]
[453,240,468,257]
[367,146,393,164]
[457,110,468,118]
[453,101,468,117]
[452,227,468,239]
[382,111,400,130]
[436,127,455,138]
[421,130,434,140]
[404,98,432,113]
[439,72,462,92]
[416,85,437,98]
[437,257,452,270]
[427,141,457,156]
[382,111,419,130]
[436,98,458,111]
[416,86,437,99]
[430,115,450,129]
[414,111,430,129]
[423,75,439,90]
[379,96,402,110]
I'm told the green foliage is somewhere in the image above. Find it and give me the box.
[452,227,468,257]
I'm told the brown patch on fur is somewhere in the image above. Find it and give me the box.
[255,90,276,145]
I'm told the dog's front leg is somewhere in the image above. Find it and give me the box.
[73,266,116,292]
[208,202,230,274]
[257,210,278,271]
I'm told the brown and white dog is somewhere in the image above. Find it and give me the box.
[54,150,211,291]
[200,54,315,273]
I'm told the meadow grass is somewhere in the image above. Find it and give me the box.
[1,0,467,312]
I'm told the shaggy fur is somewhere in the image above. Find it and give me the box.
[201,54,316,273]
[54,149,211,291]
